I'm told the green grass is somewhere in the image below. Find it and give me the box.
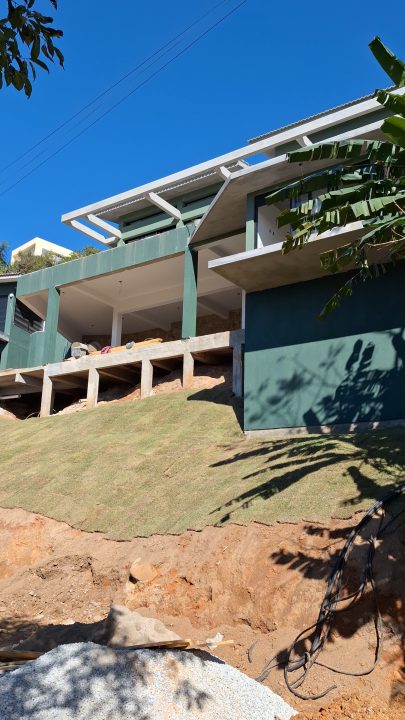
[0,386,404,539]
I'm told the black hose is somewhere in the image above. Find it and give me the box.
[257,480,405,700]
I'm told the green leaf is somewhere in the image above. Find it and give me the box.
[381,115,405,149]
[369,36,405,87]
[11,68,24,90]
[375,89,405,118]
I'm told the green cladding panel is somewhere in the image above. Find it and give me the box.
[244,264,405,431]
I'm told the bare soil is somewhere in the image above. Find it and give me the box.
[57,364,232,415]
[0,507,403,718]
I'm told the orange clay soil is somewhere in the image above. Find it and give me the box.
[0,507,403,718]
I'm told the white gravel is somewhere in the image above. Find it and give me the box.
[0,642,296,719]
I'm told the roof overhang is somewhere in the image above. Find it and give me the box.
[208,224,365,292]
[61,88,404,248]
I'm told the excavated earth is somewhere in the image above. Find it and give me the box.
[0,507,404,719]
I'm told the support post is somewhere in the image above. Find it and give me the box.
[232,343,243,397]
[43,286,60,365]
[183,350,194,389]
[181,246,199,338]
[111,309,123,347]
[141,359,153,398]
[40,373,54,417]
[246,194,256,251]
[87,367,100,409]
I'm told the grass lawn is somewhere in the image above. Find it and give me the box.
[1,386,404,539]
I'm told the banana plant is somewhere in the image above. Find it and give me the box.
[265,37,405,318]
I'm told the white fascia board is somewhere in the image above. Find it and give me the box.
[61,89,404,224]
[87,214,122,239]
[147,192,182,220]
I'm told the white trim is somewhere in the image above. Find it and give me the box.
[147,192,182,220]
[219,166,232,179]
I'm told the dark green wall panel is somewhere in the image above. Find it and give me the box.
[244,264,405,430]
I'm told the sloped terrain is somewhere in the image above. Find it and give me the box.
[0,384,405,538]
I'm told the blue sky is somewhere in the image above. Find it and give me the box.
[1,0,404,254]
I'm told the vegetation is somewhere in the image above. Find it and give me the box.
[266,37,405,317]
[0,243,99,274]
[0,0,63,96]
[0,386,404,539]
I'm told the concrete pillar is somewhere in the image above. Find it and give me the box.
[40,373,54,417]
[241,291,246,330]
[141,359,153,398]
[87,367,100,409]
[111,309,123,347]
[43,286,60,365]
[183,350,194,389]
[181,246,199,338]
[232,343,243,397]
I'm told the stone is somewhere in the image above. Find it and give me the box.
[105,604,181,647]
[129,561,157,584]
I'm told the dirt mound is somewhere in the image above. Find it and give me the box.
[57,364,231,415]
[0,507,403,718]
[295,693,404,719]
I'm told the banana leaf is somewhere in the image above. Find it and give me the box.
[369,36,405,87]
[381,115,405,149]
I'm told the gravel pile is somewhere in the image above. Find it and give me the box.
[0,642,296,719]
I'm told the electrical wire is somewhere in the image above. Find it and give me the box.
[0,0,248,199]
[0,0,232,177]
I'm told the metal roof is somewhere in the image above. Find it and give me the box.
[248,88,395,144]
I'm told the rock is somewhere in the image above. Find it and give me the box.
[105,604,181,647]
[129,561,157,584]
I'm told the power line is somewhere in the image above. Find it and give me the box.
[0,0,231,177]
[0,0,248,200]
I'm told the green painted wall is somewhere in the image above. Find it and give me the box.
[16,224,192,297]
[244,264,405,431]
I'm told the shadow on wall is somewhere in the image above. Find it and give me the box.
[245,329,405,431]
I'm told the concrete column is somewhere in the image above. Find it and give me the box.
[141,359,153,398]
[87,367,100,409]
[40,373,54,417]
[183,350,194,389]
[232,343,243,397]
[241,291,246,330]
[111,309,123,347]
[181,246,199,338]
[43,286,60,365]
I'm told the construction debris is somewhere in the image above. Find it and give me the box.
[0,642,297,719]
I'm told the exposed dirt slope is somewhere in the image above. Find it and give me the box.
[0,508,403,718]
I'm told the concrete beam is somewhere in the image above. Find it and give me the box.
[148,192,182,221]
[15,373,43,388]
[86,214,122,239]
[98,366,138,384]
